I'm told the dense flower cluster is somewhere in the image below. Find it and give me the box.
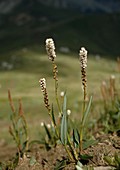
[46,38,56,62]
[79,47,88,100]
[39,78,51,112]
[79,47,87,69]
[40,78,46,92]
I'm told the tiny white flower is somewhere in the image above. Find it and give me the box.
[67,109,71,116]
[102,81,107,86]
[60,91,64,97]
[47,124,51,129]
[41,122,44,127]
[111,75,115,79]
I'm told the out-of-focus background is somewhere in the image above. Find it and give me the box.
[0,0,120,160]
[0,0,120,56]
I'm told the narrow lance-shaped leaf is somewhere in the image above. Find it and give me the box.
[73,129,80,146]
[60,93,67,145]
[54,160,66,170]
[83,139,98,150]
[82,96,92,126]
[51,104,56,126]
[44,123,52,140]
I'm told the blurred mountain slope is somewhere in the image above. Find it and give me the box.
[0,0,120,57]
[0,0,120,14]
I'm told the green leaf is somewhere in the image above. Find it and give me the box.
[67,134,77,160]
[82,96,92,126]
[29,156,37,166]
[75,165,83,170]
[104,156,114,166]
[75,161,83,170]
[114,153,120,166]
[22,140,28,151]
[60,94,67,145]
[29,140,44,149]
[73,129,80,146]
[51,104,56,126]
[54,159,66,170]
[63,92,67,112]
[77,161,83,167]
[44,123,52,140]
[80,154,93,160]
[83,139,98,150]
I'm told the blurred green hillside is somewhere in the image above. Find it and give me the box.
[0,1,120,59]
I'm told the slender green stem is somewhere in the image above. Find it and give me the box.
[49,112,59,138]
[67,134,78,161]
[83,90,86,113]
[52,62,61,113]
[54,124,59,138]
[64,145,74,162]
[21,115,29,151]
[54,77,60,110]
[80,88,86,153]
[79,126,83,152]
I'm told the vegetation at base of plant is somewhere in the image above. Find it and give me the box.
[60,94,94,163]
[8,89,29,159]
[39,38,94,165]
[0,155,20,170]
[75,161,94,170]
[39,119,59,150]
[54,158,68,170]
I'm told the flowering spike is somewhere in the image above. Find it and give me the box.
[79,47,88,101]
[46,38,56,62]
[40,78,46,91]
[39,78,51,112]
[79,47,88,69]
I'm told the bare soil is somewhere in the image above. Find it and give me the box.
[1,133,119,170]
[0,140,16,162]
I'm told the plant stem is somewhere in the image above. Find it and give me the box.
[80,88,86,153]
[79,126,83,152]
[67,134,78,161]
[64,145,74,162]
[55,83,61,113]
[83,89,86,113]
[52,62,61,113]
[49,112,59,138]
